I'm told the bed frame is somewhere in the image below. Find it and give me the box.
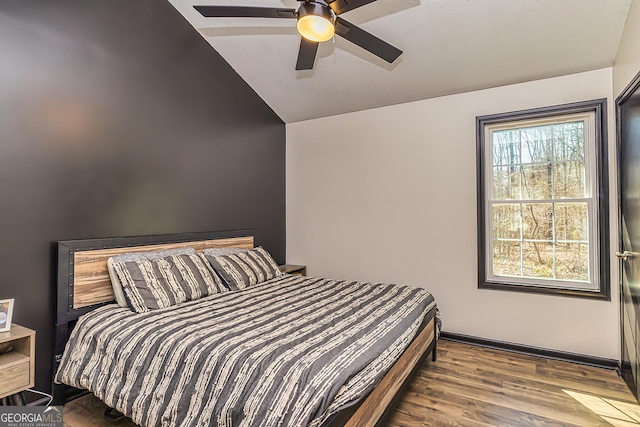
[53,230,437,426]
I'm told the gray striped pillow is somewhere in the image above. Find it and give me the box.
[113,253,225,313]
[107,248,196,308]
[202,247,248,256]
[204,247,282,291]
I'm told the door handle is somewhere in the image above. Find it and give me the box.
[617,251,634,261]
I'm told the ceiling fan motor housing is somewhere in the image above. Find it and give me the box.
[297,1,335,24]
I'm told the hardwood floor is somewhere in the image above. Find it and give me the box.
[389,340,636,427]
[63,339,638,427]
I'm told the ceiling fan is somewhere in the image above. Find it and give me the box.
[193,0,402,70]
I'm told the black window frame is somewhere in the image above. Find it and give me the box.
[476,99,610,300]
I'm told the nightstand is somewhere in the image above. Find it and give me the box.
[279,265,307,276]
[0,324,35,400]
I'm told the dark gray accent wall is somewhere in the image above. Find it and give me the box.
[0,1,285,393]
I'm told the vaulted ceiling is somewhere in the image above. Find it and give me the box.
[169,0,632,123]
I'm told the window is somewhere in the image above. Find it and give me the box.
[477,100,610,299]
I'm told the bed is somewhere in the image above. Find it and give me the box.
[53,230,439,427]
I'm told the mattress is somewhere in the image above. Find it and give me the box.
[56,274,437,427]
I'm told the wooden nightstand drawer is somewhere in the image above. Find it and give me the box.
[0,359,30,397]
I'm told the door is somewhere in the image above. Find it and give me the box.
[619,73,640,401]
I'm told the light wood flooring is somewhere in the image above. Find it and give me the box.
[63,339,638,426]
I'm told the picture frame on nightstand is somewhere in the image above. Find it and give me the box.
[0,299,14,333]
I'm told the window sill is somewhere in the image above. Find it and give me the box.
[479,280,611,300]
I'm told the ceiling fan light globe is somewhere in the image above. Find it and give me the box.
[297,15,334,42]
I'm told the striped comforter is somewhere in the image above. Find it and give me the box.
[56,274,437,427]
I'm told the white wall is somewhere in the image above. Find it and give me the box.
[614,0,640,97]
[287,68,619,359]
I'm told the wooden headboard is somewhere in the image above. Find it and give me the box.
[53,230,253,403]
[71,237,253,309]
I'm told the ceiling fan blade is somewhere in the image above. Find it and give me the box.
[193,6,297,19]
[328,0,378,15]
[296,38,319,70]
[334,17,402,63]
